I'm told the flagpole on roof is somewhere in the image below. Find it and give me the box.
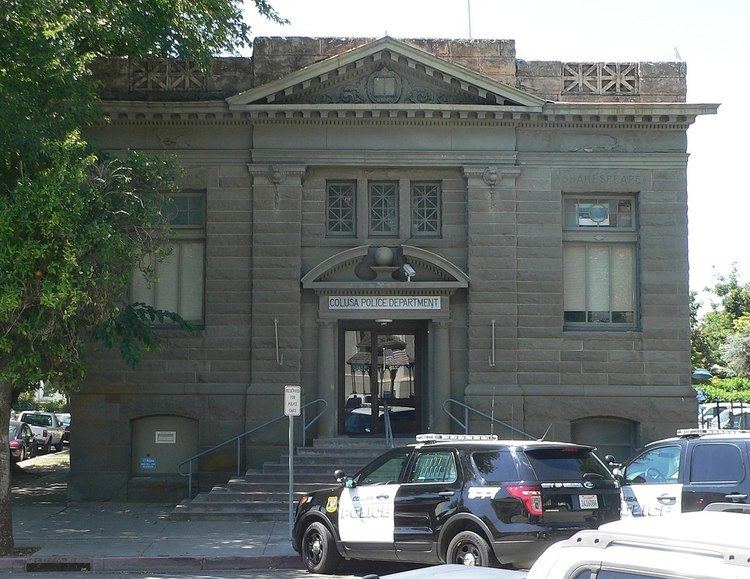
[468,0,472,39]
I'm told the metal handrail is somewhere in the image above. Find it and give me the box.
[178,398,328,498]
[443,398,536,440]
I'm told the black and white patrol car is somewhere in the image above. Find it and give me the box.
[292,434,620,573]
[615,428,750,518]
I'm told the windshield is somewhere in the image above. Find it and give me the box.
[21,414,52,427]
[524,448,612,481]
[8,425,17,438]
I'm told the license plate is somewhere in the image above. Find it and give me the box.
[578,494,599,509]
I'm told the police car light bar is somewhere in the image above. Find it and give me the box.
[416,434,498,443]
[677,428,750,437]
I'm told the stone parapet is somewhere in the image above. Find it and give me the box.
[93,37,687,104]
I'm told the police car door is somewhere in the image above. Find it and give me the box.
[393,448,461,563]
[620,444,684,517]
[338,447,411,559]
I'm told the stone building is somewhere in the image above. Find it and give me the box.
[70,36,717,501]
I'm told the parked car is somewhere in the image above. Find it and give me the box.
[610,428,750,517]
[292,433,619,573]
[55,413,71,445]
[527,504,750,578]
[16,411,65,453]
[8,420,36,462]
[378,505,750,578]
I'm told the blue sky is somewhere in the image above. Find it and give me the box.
[244,0,748,302]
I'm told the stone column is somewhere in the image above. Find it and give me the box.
[432,320,451,433]
[317,320,337,438]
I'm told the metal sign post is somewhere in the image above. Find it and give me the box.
[284,385,301,539]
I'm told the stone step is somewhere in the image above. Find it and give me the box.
[187,495,289,513]
[240,472,341,484]
[226,479,337,493]
[293,449,381,459]
[203,490,299,503]
[312,437,412,449]
[262,462,365,474]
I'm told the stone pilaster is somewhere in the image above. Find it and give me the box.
[463,165,521,395]
[245,164,306,432]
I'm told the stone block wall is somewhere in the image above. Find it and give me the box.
[70,123,254,501]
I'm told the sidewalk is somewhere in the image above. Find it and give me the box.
[4,503,301,572]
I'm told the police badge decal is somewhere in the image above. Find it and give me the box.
[326,496,338,513]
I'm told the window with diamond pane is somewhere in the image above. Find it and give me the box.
[369,182,398,236]
[326,182,356,236]
[411,182,441,237]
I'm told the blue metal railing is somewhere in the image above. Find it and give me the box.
[443,398,535,440]
[177,398,327,498]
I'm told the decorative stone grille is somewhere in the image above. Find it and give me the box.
[562,63,638,95]
[326,182,356,236]
[130,60,207,91]
[369,182,398,236]
[411,183,441,237]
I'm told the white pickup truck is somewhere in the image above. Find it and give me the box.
[16,411,66,453]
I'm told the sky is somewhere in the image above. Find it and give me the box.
[243,0,749,303]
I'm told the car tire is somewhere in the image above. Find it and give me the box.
[447,530,494,567]
[301,521,341,574]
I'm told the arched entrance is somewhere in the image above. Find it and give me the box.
[302,245,469,438]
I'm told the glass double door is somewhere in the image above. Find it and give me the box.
[338,320,427,437]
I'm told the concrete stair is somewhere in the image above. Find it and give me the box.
[171,437,410,521]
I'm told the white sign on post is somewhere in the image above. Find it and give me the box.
[284,384,301,540]
[284,385,301,416]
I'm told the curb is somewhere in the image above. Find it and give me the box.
[2,555,303,573]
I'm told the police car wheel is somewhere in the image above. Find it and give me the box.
[447,531,493,567]
[302,521,341,574]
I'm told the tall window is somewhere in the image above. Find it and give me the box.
[131,193,206,324]
[563,196,637,328]
[411,182,441,237]
[326,182,356,237]
[369,181,398,236]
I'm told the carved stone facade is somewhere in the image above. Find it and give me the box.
[70,36,716,502]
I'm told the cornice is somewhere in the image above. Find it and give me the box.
[96,100,717,129]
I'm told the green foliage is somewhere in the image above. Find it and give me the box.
[721,329,750,378]
[697,377,750,403]
[0,136,191,389]
[691,266,750,370]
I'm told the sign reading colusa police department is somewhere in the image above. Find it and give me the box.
[328,296,441,310]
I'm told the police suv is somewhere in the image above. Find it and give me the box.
[616,429,750,518]
[292,434,620,573]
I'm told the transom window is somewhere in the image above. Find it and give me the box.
[564,197,635,230]
[326,182,356,237]
[563,194,638,329]
[411,182,441,237]
[131,192,206,324]
[369,181,399,236]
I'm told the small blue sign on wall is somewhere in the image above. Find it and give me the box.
[139,457,157,470]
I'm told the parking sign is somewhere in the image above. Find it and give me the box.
[284,385,301,416]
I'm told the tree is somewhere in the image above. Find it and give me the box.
[721,330,750,377]
[0,0,285,556]
[691,267,750,369]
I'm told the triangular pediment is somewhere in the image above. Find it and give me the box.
[228,37,545,108]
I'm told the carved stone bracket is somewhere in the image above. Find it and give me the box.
[247,163,307,209]
[463,165,521,209]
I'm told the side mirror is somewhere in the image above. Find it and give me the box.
[612,467,624,483]
[344,476,357,489]
[334,469,345,483]
[605,454,622,469]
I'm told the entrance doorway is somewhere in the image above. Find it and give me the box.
[338,320,427,437]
